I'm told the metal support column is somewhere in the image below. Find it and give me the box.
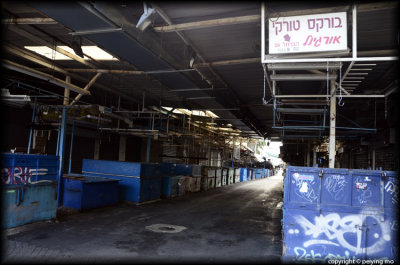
[27,97,37,154]
[63,76,71,105]
[67,110,76,174]
[119,135,127,161]
[94,138,100,160]
[57,107,68,206]
[372,148,376,170]
[313,145,317,166]
[146,118,152,163]
[329,79,336,168]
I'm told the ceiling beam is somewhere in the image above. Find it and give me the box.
[70,73,103,105]
[2,17,57,24]
[270,74,337,81]
[7,24,98,69]
[3,59,91,95]
[5,44,70,75]
[153,14,260,32]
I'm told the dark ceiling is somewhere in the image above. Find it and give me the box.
[1,1,398,147]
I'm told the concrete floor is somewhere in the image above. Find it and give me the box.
[2,171,284,264]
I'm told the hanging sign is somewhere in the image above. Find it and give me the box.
[268,12,347,54]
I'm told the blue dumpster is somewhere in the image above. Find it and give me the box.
[82,159,162,203]
[247,168,254,181]
[1,153,59,184]
[255,168,262,180]
[282,166,398,263]
[240,168,247,182]
[63,174,119,211]
[2,181,58,229]
[1,153,59,229]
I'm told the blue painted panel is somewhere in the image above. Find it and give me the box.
[160,163,192,176]
[255,168,262,179]
[384,171,398,210]
[1,153,59,184]
[320,168,352,207]
[2,182,58,229]
[140,177,161,201]
[282,208,398,263]
[240,168,247,182]
[82,159,141,178]
[351,169,382,208]
[284,166,321,209]
[63,175,119,210]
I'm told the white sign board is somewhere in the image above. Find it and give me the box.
[268,12,347,54]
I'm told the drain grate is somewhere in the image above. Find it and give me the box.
[145,224,187,233]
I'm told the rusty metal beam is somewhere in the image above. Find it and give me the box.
[3,59,91,95]
[70,73,102,105]
[153,14,260,32]
[2,17,57,24]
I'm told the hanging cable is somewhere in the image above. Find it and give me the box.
[338,62,344,107]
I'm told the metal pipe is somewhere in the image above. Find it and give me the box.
[146,118,151,163]
[70,73,102,105]
[261,2,265,62]
[69,27,123,36]
[3,60,91,95]
[329,79,336,168]
[270,74,338,81]
[352,4,357,59]
[57,107,68,206]
[2,17,57,24]
[263,56,398,63]
[68,111,76,174]
[153,14,260,32]
[27,97,37,154]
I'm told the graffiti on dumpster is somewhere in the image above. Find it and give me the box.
[324,175,347,201]
[1,167,49,184]
[292,173,317,202]
[385,180,398,205]
[294,247,355,263]
[294,213,393,256]
[354,176,373,204]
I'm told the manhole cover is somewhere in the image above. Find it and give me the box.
[145,224,187,233]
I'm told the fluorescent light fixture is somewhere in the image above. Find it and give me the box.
[24,46,118,60]
[136,2,156,31]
